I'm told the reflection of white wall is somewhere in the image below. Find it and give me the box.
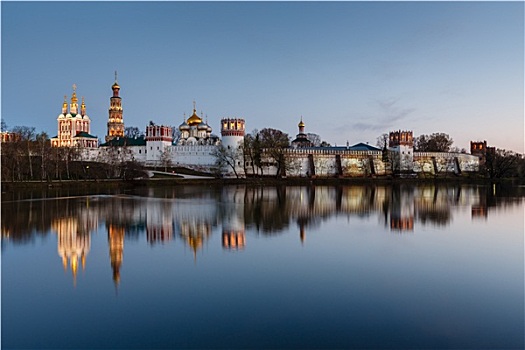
[221,187,245,233]
[146,200,174,241]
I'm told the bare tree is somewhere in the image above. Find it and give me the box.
[35,132,50,181]
[243,130,263,176]
[259,128,290,178]
[376,133,389,149]
[306,133,321,147]
[414,133,453,152]
[212,143,242,178]
[485,148,521,179]
[125,126,143,138]
[12,126,35,179]
[160,147,172,172]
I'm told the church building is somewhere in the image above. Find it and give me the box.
[291,117,313,148]
[50,84,98,148]
[177,102,218,146]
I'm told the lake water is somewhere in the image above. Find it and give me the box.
[2,183,524,349]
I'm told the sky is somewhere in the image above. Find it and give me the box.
[2,1,524,153]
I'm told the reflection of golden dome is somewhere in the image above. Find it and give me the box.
[187,109,202,126]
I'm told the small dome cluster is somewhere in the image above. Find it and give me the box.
[177,102,217,146]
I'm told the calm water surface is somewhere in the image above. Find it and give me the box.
[2,184,524,349]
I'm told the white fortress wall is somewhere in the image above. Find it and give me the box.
[171,145,216,167]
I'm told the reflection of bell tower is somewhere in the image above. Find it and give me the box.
[108,224,125,286]
[221,187,246,250]
[54,217,91,286]
[297,218,308,244]
[390,186,414,231]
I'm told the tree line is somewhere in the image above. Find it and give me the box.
[1,124,146,182]
[2,122,524,181]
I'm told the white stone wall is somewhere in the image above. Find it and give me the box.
[85,143,479,177]
[145,140,172,164]
[413,152,479,174]
[170,145,216,168]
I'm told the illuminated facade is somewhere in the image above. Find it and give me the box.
[106,73,125,142]
[0,131,20,143]
[51,84,98,148]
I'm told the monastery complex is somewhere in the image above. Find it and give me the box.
[47,78,482,178]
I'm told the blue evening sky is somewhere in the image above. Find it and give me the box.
[2,1,523,152]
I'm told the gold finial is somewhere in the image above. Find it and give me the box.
[82,96,85,105]
[193,100,196,112]
[115,70,118,83]
[71,84,78,103]
[298,116,305,128]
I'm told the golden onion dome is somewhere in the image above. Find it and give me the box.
[112,82,120,89]
[187,109,202,126]
[298,119,305,128]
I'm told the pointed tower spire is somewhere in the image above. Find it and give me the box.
[115,70,118,83]
[70,84,78,114]
[298,116,305,134]
[62,95,68,114]
[81,96,86,116]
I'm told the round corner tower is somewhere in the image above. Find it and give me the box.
[220,118,245,149]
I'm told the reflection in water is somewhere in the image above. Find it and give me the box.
[108,225,124,286]
[54,217,91,286]
[2,184,524,285]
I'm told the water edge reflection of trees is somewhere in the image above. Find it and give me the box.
[3,184,523,286]
[3,184,523,245]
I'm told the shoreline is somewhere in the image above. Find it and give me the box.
[0,175,513,191]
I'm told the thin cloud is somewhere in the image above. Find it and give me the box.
[348,98,416,132]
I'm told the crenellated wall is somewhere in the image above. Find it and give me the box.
[413,152,479,175]
[246,148,479,177]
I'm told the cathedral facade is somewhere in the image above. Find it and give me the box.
[50,84,98,148]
